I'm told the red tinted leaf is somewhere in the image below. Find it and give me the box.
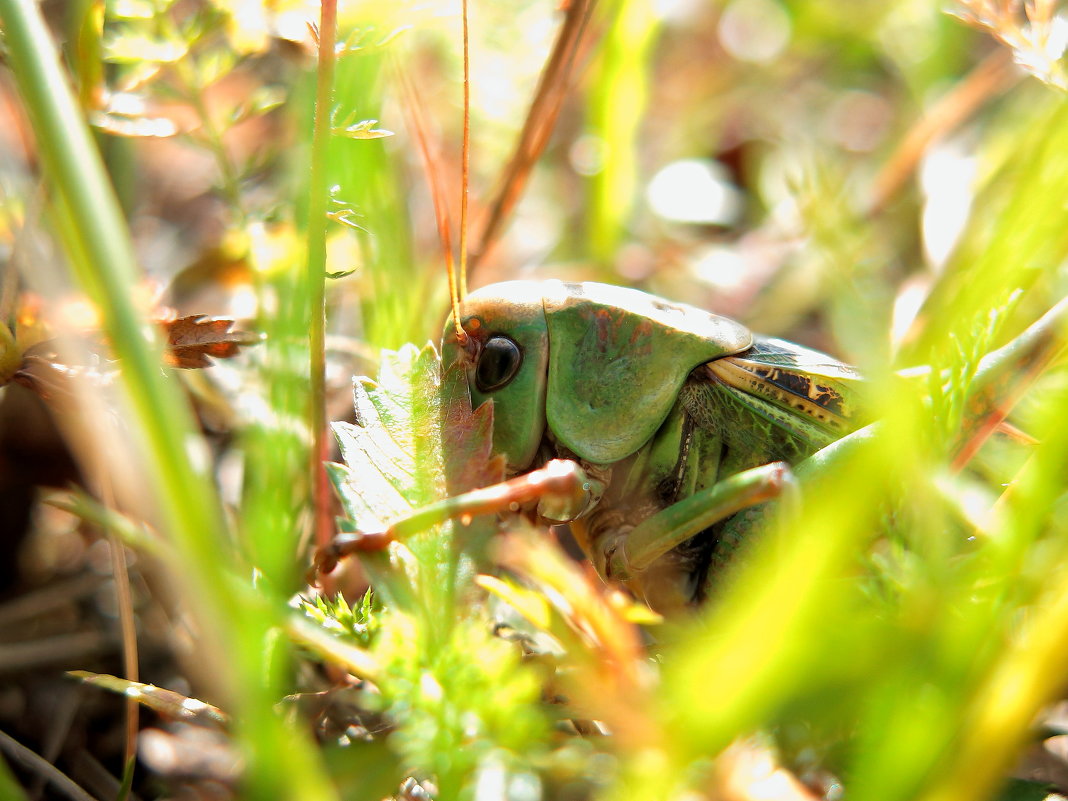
[440,359,505,495]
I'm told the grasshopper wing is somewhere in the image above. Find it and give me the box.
[686,337,864,465]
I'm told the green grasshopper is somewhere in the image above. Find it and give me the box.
[314,273,868,615]
[435,283,1067,616]
[438,279,863,615]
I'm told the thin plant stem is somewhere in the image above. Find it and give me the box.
[307,0,338,550]
[101,479,139,781]
[0,730,94,801]
[174,61,247,225]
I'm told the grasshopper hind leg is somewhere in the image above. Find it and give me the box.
[691,504,775,605]
[604,461,795,614]
[664,520,727,608]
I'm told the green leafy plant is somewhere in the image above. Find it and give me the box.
[2,1,1068,800]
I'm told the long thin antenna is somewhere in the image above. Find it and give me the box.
[395,60,465,342]
[458,0,471,300]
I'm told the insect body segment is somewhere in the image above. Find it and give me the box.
[443,279,862,614]
[539,282,752,465]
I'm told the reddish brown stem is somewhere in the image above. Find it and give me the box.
[309,0,338,556]
[469,0,600,272]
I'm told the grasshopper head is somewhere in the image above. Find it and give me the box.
[442,281,551,473]
[444,278,755,469]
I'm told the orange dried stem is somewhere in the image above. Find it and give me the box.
[470,0,596,269]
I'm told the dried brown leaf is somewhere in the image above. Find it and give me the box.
[162,314,259,369]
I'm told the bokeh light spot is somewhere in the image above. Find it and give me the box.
[647,159,743,226]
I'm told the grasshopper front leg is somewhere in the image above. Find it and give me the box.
[312,459,593,578]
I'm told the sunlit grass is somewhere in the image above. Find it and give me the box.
[1,0,1066,800]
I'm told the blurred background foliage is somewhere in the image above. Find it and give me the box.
[1,0,1068,800]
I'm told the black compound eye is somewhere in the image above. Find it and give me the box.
[475,335,522,392]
